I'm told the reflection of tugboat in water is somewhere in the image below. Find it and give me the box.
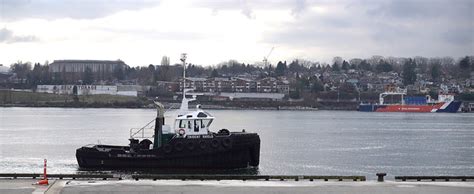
[359,85,462,113]
[76,54,260,169]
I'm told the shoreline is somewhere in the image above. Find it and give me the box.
[0,104,323,111]
[0,90,358,111]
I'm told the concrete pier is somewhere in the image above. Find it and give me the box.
[1,179,473,194]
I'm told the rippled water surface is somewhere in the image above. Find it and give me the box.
[1,107,473,179]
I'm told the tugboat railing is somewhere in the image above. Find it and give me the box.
[130,118,156,139]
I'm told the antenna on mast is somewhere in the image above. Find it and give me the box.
[180,53,187,99]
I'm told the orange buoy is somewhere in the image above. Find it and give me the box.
[36,159,48,185]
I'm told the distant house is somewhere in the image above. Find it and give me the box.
[0,64,14,83]
[182,77,207,92]
[0,64,9,73]
[156,81,179,93]
[179,77,289,95]
[256,77,290,94]
[257,77,277,93]
[0,73,15,83]
[234,77,255,93]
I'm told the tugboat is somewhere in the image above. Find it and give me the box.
[76,54,260,169]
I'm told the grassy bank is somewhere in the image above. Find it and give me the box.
[0,90,145,108]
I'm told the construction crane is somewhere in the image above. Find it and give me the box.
[263,47,275,66]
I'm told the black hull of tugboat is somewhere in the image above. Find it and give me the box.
[76,133,260,169]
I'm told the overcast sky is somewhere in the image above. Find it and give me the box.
[0,0,473,67]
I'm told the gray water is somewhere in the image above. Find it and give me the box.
[0,107,473,179]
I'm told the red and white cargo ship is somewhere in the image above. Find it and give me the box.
[359,88,462,113]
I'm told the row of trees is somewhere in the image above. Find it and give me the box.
[4,56,472,88]
[330,56,471,80]
[287,56,472,83]
[6,62,182,86]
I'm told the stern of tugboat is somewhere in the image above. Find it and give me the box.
[249,135,260,166]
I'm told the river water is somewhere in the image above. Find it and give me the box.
[0,107,473,179]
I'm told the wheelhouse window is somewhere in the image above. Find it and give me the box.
[197,112,207,117]
[187,120,192,130]
[202,119,213,127]
[194,120,201,132]
[179,120,186,128]
[201,120,206,128]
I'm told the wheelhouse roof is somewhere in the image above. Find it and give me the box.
[176,110,215,120]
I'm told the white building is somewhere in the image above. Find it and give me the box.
[219,92,285,101]
[36,85,138,97]
[0,64,10,73]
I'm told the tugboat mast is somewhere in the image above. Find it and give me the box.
[181,53,187,101]
[179,53,195,113]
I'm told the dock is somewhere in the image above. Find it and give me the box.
[0,173,473,194]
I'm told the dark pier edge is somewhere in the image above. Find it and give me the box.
[395,176,474,182]
[2,173,474,182]
[0,173,365,181]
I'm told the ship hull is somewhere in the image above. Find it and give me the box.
[76,132,260,169]
[359,101,462,113]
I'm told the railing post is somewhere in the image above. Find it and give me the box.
[376,173,387,182]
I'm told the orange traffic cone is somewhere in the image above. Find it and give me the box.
[37,179,48,185]
[36,159,49,185]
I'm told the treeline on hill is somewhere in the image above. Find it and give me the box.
[4,56,473,90]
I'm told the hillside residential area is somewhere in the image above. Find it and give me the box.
[0,56,473,111]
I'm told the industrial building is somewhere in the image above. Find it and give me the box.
[48,60,129,82]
